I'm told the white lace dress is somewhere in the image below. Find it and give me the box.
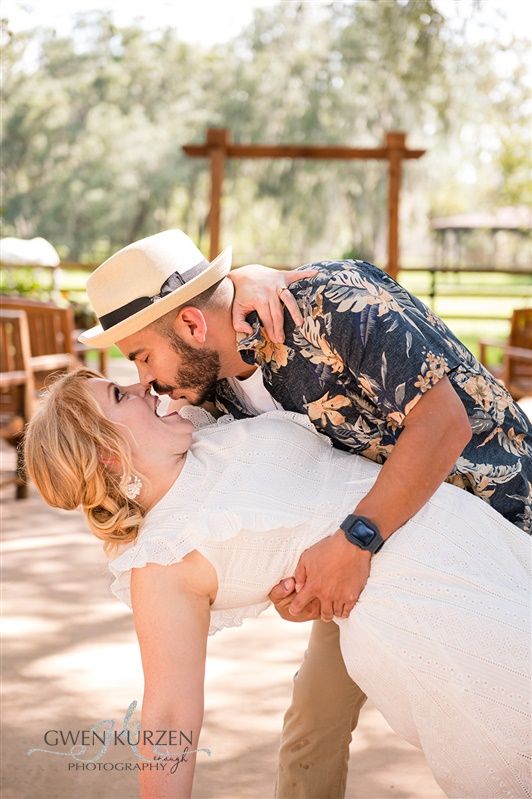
[108,408,531,799]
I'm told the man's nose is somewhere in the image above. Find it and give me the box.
[136,360,155,388]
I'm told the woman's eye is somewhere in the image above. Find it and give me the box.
[114,386,124,403]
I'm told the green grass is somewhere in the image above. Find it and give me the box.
[398,271,530,363]
[3,264,529,367]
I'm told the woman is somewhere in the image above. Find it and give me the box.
[24,368,530,799]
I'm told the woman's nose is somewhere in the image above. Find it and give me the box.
[121,382,150,398]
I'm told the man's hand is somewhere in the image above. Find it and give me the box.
[229,264,318,343]
[268,577,321,622]
[290,531,371,622]
[282,377,470,625]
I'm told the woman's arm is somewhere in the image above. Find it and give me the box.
[130,551,216,799]
[228,264,317,343]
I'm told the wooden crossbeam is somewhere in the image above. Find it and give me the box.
[183,128,425,277]
[183,144,425,160]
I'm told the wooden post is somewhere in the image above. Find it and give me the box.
[386,131,405,280]
[206,128,229,260]
[183,129,424,272]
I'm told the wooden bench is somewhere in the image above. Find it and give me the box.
[0,297,83,498]
[0,296,110,497]
[480,308,532,400]
[0,310,36,498]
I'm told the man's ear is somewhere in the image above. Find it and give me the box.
[175,306,208,344]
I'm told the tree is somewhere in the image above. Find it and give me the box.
[1,2,529,266]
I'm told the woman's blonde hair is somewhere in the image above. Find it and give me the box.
[23,368,146,555]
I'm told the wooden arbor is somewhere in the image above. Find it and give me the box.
[183,128,425,279]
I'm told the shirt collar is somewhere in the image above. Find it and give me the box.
[235,311,265,366]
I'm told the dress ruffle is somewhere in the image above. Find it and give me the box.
[109,533,271,634]
[107,408,335,634]
[207,601,271,635]
[108,504,316,634]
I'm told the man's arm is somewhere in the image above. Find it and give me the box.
[226,263,472,623]
[289,375,472,621]
[131,552,213,799]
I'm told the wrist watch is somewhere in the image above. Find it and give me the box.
[340,514,385,554]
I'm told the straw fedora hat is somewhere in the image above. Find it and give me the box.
[78,229,232,348]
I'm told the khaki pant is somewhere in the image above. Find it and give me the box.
[275,619,367,799]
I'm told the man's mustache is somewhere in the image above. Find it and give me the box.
[151,380,176,395]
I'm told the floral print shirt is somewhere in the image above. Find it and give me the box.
[214,260,532,533]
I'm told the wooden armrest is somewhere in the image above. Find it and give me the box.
[478,338,505,350]
[503,346,532,361]
[0,371,29,388]
[29,354,76,372]
[0,415,25,438]
[479,337,505,368]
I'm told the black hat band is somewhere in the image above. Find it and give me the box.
[99,259,210,330]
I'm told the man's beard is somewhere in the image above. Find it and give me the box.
[153,331,221,406]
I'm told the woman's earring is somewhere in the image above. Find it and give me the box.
[124,474,142,500]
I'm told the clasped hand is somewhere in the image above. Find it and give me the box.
[268,530,371,623]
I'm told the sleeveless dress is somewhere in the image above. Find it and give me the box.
[108,408,531,799]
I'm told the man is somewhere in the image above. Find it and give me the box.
[80,229,531,799]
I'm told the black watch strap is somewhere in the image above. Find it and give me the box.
[340,514,385,554]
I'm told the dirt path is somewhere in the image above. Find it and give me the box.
[1,482,444,799]
[1,357,445,797]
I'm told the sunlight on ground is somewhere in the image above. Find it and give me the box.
[2,477,445,798]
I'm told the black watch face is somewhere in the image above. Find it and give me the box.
[352,520,376,546]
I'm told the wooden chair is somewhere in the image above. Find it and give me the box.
[72,331,109,376]
[0,296,77,388]
[0,310,35,498]
[0,295,108,376]
[479,308,532,400]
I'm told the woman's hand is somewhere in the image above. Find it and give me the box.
[268,577,321,622]
[229,264,318,343]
